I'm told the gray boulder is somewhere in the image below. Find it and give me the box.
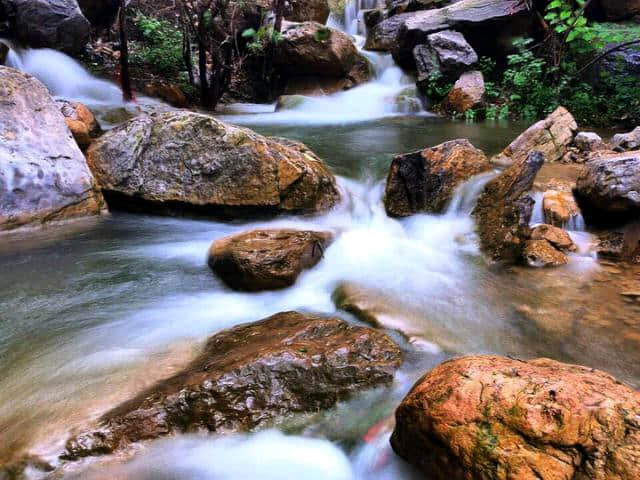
[575,131,605,152]
[0,66,104,232]
[415,30,477,89]
[611,127,640,152]
[0,0,90,53]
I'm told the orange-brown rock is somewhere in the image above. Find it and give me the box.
[542,189,581,227]
[64,311,403,459]
[142,80,188,107]
[287,0,330,23]
[440,70,484,114]
[385,138,491,216]
[58,100,101,149]
[472,151,544,263]
[391,355,640,480]
[493,107,577,166]
[87,112,340,217]
[208,229,332,291]
[530,224,576,252]
[523,239,568,267]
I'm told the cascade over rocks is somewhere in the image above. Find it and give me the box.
[0,0,90,53]
[86,111,340,217]
[384,138,491,216]
[439,70,484,114]
[414,30,478,88]
[472,151,544,263]
[0,67,104,232]
[63,311,403,459]
[276,21,372,91]
[390,355,640,480]
[493,107,578,166]
[574,150,640,221]
[208,229,333,291]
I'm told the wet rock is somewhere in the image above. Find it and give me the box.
[393,0,531,67]
[472,151,544,263]
[388,0,447,16]
[63,311,403,459]
[77,0,119,28]
[542,189,581,228]
[575,131,605,152]
[601,0,640,20]
[385,138,491,216]
[57,100,101,149]
[0,42,8,65]
[523,239,568,267]
[142,80,188,107]
[575,150,640,220]
[530,224,576,252]
[493,107,578,166]
[364,12,412,51]
[440,70,484,114]
[287,0,330,24]
[611,127,640,152]
[0,0,90,53]
[0,67,104,232]
[390,355,640,480]
[208,229,332,291]
[86,111,340,217]
[414,30,478,89]
[596,231,627,260]
[276,21,371,88]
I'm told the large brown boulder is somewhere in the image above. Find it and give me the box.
[440,70,484,114]
[391,355,640,480]
[384,138,491,216]
[63,311,403,459]
[0,0,90,53]
[472,151,544,263]
[276,21,371,88]
[208,229,332,291]
[493,107,578,166]
[574,150,640,221]
[86,112,340,217]
[600,0,640,20]
[0,67,104,232]
[287,0,330,23]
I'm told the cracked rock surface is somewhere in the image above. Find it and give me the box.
[391,355,640,480]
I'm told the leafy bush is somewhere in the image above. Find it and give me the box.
[131,13,184,75]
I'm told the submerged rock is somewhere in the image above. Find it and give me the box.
[440,70,484,114]
[575,150,640,221]
[86,111,340,217]
[63,311,403,459]
[57,100,101,149]
[0,67,104,232]
[208,229,332,291]
[0,0,90,53]
[472,151,544,263]
[390,355,640,480]
[384,138,491,216]
[276,21,371,88]
[493,107,577,166]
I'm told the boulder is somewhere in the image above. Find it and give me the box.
[208,229,332,291]
[393,0,531,67]
[57,100,101,149]
[86,111,340,217]
[276,21,371,87]
[77,0,118,27]
[472,151,544,263]
[0,42,8,65]
[419,30,477,81]
[523,239,568,267]
[530,224,576,252]
[390,355,640,480]
[493,107,578,166]
[0,0,90,53]
[0,67,104,232]
[388,0,446,16]
[542,189,581,227]
[601,0,640,20]
[384,138,491,216]
[575,131,605,152]
[287,0,330,23]
[440,70,484,114]
[63,311,403,459]
[611,127,640,152]
[364,12,412,51]
[142,80,188,108]
[574,150,640,220]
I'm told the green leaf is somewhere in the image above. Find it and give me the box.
[242,28,257,38]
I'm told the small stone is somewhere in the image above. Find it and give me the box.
[440,70,484,114]
[523,239,569,267]
[530,224,576,252]
[575,131,605,152]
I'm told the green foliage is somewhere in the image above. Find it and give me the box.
[242,26,284,55]
[131,13,184,75]
[314,27,331,42]
[544,0,594,45]
[423,71,453,102]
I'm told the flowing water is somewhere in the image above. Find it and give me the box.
[2,3,640,479]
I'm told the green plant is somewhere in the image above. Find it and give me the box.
[242,26,284,55]
[131,13,184,74]
[423,71,453,102]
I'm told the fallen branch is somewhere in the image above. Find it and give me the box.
[577,40,640,76]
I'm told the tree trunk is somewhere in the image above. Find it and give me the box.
[118,0,133,102]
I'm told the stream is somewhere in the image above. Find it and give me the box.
[2,1,640,479]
